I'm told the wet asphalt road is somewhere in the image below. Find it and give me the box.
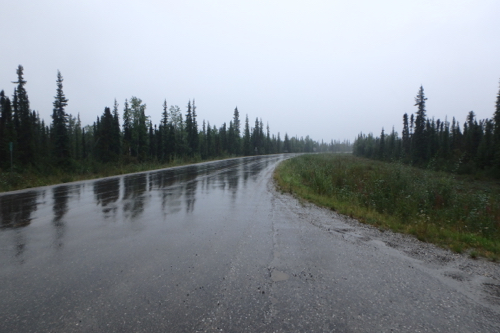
[1,155,499,332]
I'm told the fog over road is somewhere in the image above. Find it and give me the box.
[1,155,499,332]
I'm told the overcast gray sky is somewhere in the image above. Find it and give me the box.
[1,0,499,142]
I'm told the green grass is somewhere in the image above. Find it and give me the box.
[274,153,500,260]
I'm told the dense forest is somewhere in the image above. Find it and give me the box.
[0,65,351,175]
[353,84,500,176]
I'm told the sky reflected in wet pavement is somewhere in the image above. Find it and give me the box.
[0,155,282,266]
[0,155,290,332]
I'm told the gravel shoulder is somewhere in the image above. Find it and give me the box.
[274,185,500,317]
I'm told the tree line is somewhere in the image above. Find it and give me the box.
[353,84,500,176]
[0,65,351,173]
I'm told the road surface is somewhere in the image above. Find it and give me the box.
[1,155,499,332]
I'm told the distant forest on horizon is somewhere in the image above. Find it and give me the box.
[353,83,500,177]
[0,65,351,174]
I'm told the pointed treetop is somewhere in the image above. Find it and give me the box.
[12,65,26,85]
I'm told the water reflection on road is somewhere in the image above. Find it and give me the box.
[0,155,281,265]
[0,155,289,332]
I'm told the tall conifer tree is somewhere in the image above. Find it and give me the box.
[12,65,35,165]
[402,113,410,157]
[161,99,169,161]
[493,81,500,171]
[185,100,193,155]
[191,99,199,154]
[232,107,241,155]
[379,128,385,159]
[122,99,132,156]
[129,96,148,160]
[96,107,114,162]
[51,70,70,165]
[243,115,251,155]
[0,91,15,168]
[111,99,121,157]
[283,133,290,153]
[412,86,428,163]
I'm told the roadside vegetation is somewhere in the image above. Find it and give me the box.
[274,153,500,260]
[353,84,500,178]
[0,65,352,192]
[0,157,207,192]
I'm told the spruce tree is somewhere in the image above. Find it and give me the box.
[39,120,50,163]
[451,117,463,153]
[283,133,290,153]
[191,99,199,154]
[251,117,260,154]
[32,111,43,163]
[495,80,500,140]
[111,99,121,157]
[67,114,76,158]
[155,124,162,160]
[185,100,193,155]
[277,132,282,153]
[387,127,397,159]
[129,97,148,160]
[477,119,494,168]
[379,128,385,160]
[51,70,71,166]
[402,113,410,158]
[493,81,500,172]
[243,114,251,155]
[0,91,15,168]
[12,65,35,165]
[427,118,438,160]
[227,121,234,155]
[219,122,227,154]
[122,99,132,156]
[161,99,169,161]
[206,121,213,158]
[412,86,428,164]
[464,111,482,163]
[265,123,271,154]
[441,117,450,160]
[74,114,82,161]
[96,107,114,162]
[148,121,155,160]
[200,119,207,159]
[82,128,87,160]
[259,119,265,153]
[232,107,241,155]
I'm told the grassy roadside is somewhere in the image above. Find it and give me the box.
[274,153,500,260]
[0,156,223,193]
